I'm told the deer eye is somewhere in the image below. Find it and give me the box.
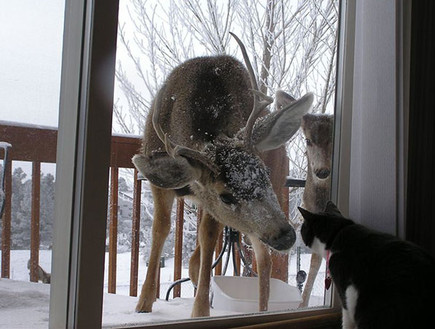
[306,138,313,146]
[220,193,238,205]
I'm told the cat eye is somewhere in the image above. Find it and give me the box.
[220,193,238,205]
[306,138,313,146]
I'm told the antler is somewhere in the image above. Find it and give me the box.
[230,32,273,151]
[151,85,175,155]
[152,85,219,174]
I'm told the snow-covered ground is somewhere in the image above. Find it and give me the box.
[0,250,326,328]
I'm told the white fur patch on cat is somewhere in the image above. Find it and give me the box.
[311,237,327,258]
[342,284,358,329]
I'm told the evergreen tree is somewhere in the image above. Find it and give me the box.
[11,168,31,249]
[118,176,129,193]
[40,173,55,249]
[8,168,56,250]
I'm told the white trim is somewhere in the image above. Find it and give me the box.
[49,0,120,327]
[49,0,88,326]
[49,0,350,327]
[327,0,356,310]
[331,0,356,218]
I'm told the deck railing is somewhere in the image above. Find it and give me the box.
[0,121,291,299]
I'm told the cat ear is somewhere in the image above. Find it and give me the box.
[298,207,316,222]
[323,201,343,217]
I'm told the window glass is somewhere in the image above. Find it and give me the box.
[103,0,339,326]
[0,0,65,328]
[0,0,340,327]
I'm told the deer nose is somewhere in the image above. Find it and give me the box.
[315,168,330,179]
[266,225,296,251]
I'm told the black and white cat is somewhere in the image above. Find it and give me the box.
[299,201,435,329]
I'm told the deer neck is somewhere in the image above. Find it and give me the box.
[303,164,331,213]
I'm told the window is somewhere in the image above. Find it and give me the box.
[5,0,415,328]
[110,0,343,326]
[107,1,340,325]
[0,0,65,327]
[1,0,414,327]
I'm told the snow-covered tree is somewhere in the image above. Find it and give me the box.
[114,0,338,135]
[39,173,55,249]
[7,168,55,250]
[11,168,31,249]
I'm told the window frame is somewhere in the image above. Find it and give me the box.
[49,0,120,327]
[50,0,356,327]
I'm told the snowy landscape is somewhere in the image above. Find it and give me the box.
[0,161,326,328]
[0,0,337,328]
[0,250,326,328]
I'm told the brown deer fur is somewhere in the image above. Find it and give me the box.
[27,260,51,284]
[132,35,313,317]
[299,113,333,308]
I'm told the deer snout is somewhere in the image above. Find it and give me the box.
[315,168,330,180]
[264,225,296,251]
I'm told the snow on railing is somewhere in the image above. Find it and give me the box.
[0,121,203,299]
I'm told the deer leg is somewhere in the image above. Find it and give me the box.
[189,225,222,288]
[191,213,222,318]
[136,186,175,313]
[133,153,199,189]
[300,253,322,308]
[188,244,201,288]
[250,236,271,312]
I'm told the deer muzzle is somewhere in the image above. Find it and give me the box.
[262,224,296,251]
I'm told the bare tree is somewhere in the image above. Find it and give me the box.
[114,0,337,133]
[114,0,237,135]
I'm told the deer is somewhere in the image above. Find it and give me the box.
[298,113,334,308]
[132,33,313,317]
[27,260,51,284]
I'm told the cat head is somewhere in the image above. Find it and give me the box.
[298,201,354,257]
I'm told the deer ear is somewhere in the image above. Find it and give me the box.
[253,92,313,152]
[275,90,296,110]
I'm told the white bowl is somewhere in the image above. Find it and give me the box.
[211,276,302,313]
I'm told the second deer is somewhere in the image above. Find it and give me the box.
[299,113,334,307]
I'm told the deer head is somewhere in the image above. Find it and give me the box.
[301,114,334,183]
[133,34,313,251]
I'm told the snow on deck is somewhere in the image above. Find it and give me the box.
[0,278,242,328]
[0,250,326,328]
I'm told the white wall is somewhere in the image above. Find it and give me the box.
[348,0,402,235]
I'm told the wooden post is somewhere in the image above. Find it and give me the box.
[268,155,290,282]
[173,198,184,298]
[30,161,41,282]
[108,166,118,293]
[1,156,12,278]
[263,147,289,282]
[129,170,141,296]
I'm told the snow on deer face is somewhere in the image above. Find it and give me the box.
[189,141,295,251]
